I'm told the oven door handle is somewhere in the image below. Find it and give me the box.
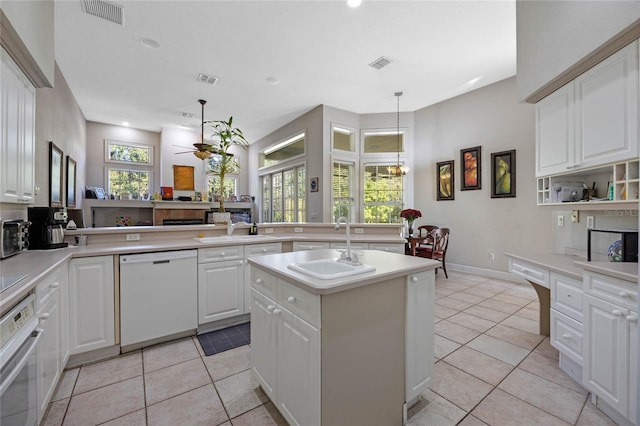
[0,328,42,397]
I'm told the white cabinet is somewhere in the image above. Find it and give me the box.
[583,271,637,423]
[35,266,65,424]
[0,48,35,203]
[405,271,434,402]
[292,241,331,251]
[535,41,639,178]
[244,243,282,312]
[250,271,321,426]
[368,243,405,254]
[68,256,115,354]
[198,258,244,324]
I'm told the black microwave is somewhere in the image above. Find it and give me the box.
[1,219,30,259]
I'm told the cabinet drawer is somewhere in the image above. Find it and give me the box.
[509,259,549,287]
[278,280,321,328]
[369,243,404,254]
[198,245,244,263]
[550,272,583,322]
[584,271,637,310]
[330,242,368,250]
[292,242,331,251]
[550,309,583,364]
[251,266,278,300]
[35,266,63,312]
[245,243,282,258]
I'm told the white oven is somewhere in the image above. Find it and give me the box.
[0,294,42,426]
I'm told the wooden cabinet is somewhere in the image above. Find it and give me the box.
[35,266,66,424]
[251,275,321,426]
[198,258,244,324]
[1,48,35,204]
[535,40,639,178]
[583,271,637,423]
[68,256,115,354]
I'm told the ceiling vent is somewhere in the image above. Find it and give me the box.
[179,112,195,119]
[369,56,391,70]
[81,0,124,26]
[197,74,219,85]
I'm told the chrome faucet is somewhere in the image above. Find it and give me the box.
[334,216,353,262]
[227,222,236,235]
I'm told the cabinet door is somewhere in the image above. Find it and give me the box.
[58,265,70,367]
[244,243,281,312]
[250,289,278,401]
[628,311,637,423]
[583,294,629,415]
[292,242,331,251]
[0,49,35,203]
[406,271,434,402]
[575,41,639,169]
[276,306,320,426]
[535,83,574,177]
[68,256,115,354]
[198,259,244,324]
[37,294,60,424]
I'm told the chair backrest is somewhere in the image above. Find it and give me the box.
[417,225,438,241]
[432,228,450,255]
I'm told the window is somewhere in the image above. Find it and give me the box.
[261,165,306,222]
[362,130,405,154]
[332,125,356,152]
[105,140,153,198]
[205,154,238,199]
[259,132,305,168]
[362,163,403,223]
[332,161,354,221]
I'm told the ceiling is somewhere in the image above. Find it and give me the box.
[54,0,516,143]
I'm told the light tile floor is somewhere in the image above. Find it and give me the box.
[43,272,617,426]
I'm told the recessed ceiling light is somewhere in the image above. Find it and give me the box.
[467,77,481,86]
[265,77,280,86]
[140,38,160,49]
[347,0,362,7]
[122,121,129,126]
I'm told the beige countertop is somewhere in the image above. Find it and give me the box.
[248,249,439,295]
[505,251,638,283]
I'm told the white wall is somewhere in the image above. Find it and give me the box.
[516,0,640,101]
[413,77,550,272]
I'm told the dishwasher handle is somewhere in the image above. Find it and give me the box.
[153,260,170,265]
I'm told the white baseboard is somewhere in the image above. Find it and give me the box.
[447,263,519,283]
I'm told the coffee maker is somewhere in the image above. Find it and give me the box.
[28,207,69,249]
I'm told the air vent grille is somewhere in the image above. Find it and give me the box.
[81,0,124,25]
[197,74,218,85]
[369,56,391,70]
[179,112,195,119]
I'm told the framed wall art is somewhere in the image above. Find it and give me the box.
[460,146,481,190]
[66,156,77,207]
[491,149,516,198]
[436,160,454,201]
[49,142,64,207]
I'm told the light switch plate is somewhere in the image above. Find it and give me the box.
[587,215,595,229]
[557,215,564,227]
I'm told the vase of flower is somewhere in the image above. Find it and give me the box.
[400,208,422,237]
[408,220,415,236]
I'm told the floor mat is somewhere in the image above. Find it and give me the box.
[197,322,250,356]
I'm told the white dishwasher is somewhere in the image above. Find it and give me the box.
[120,250,198,349]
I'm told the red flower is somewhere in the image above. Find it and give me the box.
[400,208,422,221]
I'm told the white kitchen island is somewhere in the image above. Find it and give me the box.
[247,249,439,426]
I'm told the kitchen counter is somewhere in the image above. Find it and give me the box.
[248,249,439,295]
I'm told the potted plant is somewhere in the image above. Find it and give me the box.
[203,117,249,212]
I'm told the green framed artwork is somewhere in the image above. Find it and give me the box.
[491,149,516,198]
[436,160,454,201]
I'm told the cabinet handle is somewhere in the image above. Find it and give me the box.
[272,308,281,315]
[562,334,571,339]
[256,278,263,284]
[267,305,275,312]
[411,277,419,282]
[619,291,631,298]
[50,283,60,289]
[39,313,50,321]
[287,296,296,303]
[220,252,226,256]
[626,314,638,323]
[612,310,624,317]
[262,249,268,253]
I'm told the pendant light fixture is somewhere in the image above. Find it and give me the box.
[194,99,212,160]
[388,91,408,176]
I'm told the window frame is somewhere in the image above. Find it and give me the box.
[259,131,306,169]
[105,167,152,199]
[259,161,306,223]
[104,139,154,166]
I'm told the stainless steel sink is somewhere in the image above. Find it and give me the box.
[287,259,375,279]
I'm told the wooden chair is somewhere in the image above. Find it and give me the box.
[416,225,438,249]
[415,227,450,278]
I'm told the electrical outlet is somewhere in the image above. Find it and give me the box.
[557,215,564,227]
[587,215,595,229]
[126,233,140,241]
[294,227,303,233]
[571,210,579,223]
[354,228,364,234]
[264,228,274,234]
[489,252,495,260]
